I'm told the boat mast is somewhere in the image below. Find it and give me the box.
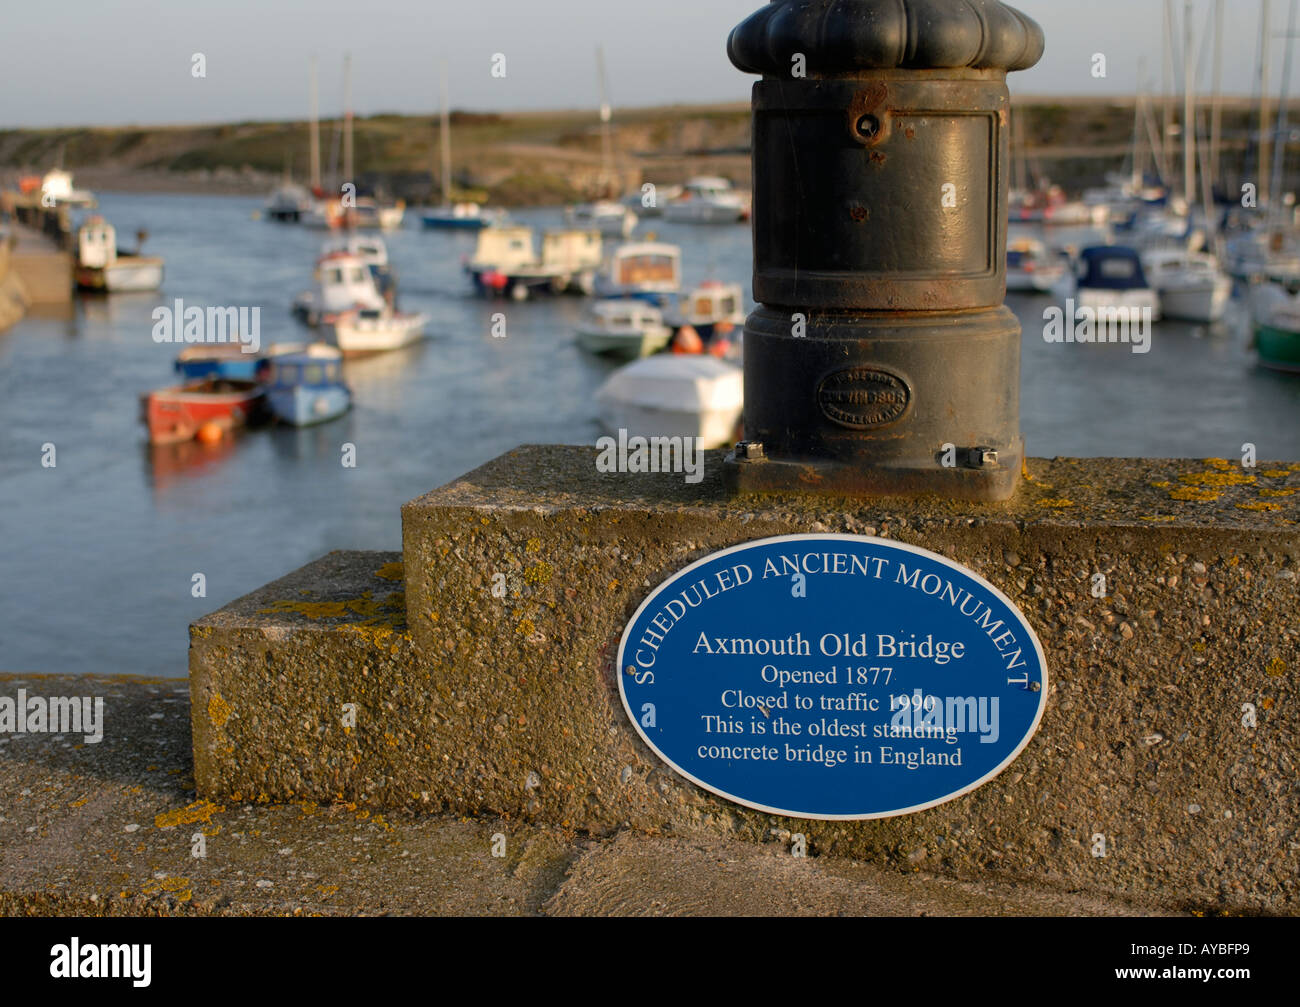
[596,45,614,196]
[309,54,321,193]
[1209,0,1224,190]
[1183,0,1196,209]
[1270,0,1299,220]
[1131,58,1146,190]
[343,52,354,186]
[1163,0,1176,184]
[1260,0,1274,209]
[440,61,452,207]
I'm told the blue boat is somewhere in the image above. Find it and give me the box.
[421,204,502,230]
[262,344,351,426]
[174,345,264,381]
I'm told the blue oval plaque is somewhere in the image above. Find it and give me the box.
[618,535,1048,820]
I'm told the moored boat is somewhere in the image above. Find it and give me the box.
[1142,248,1233,323]
[595,354,744,449]
[1249,282,1300,372]
[174,344,264,381]
[593,241,682,302]
[328,305,428,356]
[74,217,164,293]
[140,379,266,445]
[292,249,389,326]
[568,200,637,239]
[466,226,602,300]
[1074,246,1162,320]
[1006,236,1069,293]
[668,281,747,341]
[662,177,750,224]
[263,343,352,424]
[422,203,501,230]
[576,300,674,360]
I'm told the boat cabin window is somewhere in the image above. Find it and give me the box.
[348,267,367,284]
[719,295,736,314]
[693,295,714,315]
[1098,258,1139,280]
[325,268,343,285]
[304,364,324,385]
[617,254,676,286]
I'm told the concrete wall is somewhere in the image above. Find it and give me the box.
[190,447,1300,913]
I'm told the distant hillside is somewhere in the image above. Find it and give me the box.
[0,97,1291,205]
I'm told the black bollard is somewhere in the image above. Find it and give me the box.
[724,0,1045,501]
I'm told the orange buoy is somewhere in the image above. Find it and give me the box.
[196,421,225,445]
[672,325,704,354]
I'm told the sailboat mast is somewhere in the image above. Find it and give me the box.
[1210,0,1224,190]
[343,52,354,185]
[1270,0,1298,215]
[309,55,321,192]
[440,62,452,207]
[596,45,614,195]
[1132,59,1146,189]
[1184,0,1196,207]
[1163,0,1176,184]
[1261,0,1274,208]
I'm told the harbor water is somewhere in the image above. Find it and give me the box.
[1,192,1297,677]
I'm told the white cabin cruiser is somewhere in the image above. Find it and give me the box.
[1142,249,1232,323]
[328,305,429,356]
[569,200,637,239]
[292,250,389,326]
[593,241,683,301]
[466,226,602,300]
[1074,246,1161,321]
[576,300,673,360]
[595,355,744,450]
[663,177,749,224]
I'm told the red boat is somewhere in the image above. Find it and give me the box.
[140,378,266,445]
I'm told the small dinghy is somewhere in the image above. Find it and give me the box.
[263,343,352,425]
[140,379,265,445]
[595,355,743,449]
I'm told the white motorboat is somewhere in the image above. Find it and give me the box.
[466,226,602,300]
[73,217,163,293]
[1006,236,1069,293]
[670,281,747,339]
[663,177,750,224]
[593,241,682,300]
[1142,249,1232,323]
[576,300,674,359]
[328,305,428,356]
[293,250,389,326]
[569,200,637,239]
[39,169,95,208]
[1074,246,1162,320]
[595,355,744,449]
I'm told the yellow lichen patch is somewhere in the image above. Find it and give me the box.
[1266,657,1288,678]
[1236,502,1282,512]
[317,884,339,896]
[1150,481,1172,489]
[1202,458,1233,471]
[1141,516,1178,522]
[1169,487,1220,503]
[523,562,553,585]
[1262,470,1291,479]
[69,797,88,808]
[374,561,404,582]
[516,618,536,636]
[207,693,232,729]
[1260,489,1296,498]
[1180,471,1255,488]
[261,591,407,637]
[1038,498,1074,508]
[142,876,193,901]
[189,625,213,640]
[1262,697,1275,710]
[154,800,225,830]
[525,538,542,554]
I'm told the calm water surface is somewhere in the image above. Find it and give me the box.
[1,193,1297,676]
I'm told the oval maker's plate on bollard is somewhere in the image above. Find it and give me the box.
[617,535,1048,820]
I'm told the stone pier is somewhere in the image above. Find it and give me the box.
[187,447,1300,914]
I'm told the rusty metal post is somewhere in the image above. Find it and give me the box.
[723,0,1045,501]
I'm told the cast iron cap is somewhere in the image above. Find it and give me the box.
[728,0,1045,76]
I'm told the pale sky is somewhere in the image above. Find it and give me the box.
[0,0,1289,128]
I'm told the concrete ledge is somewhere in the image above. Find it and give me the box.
[3,675,1172,917]
[190,448,1300,913]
